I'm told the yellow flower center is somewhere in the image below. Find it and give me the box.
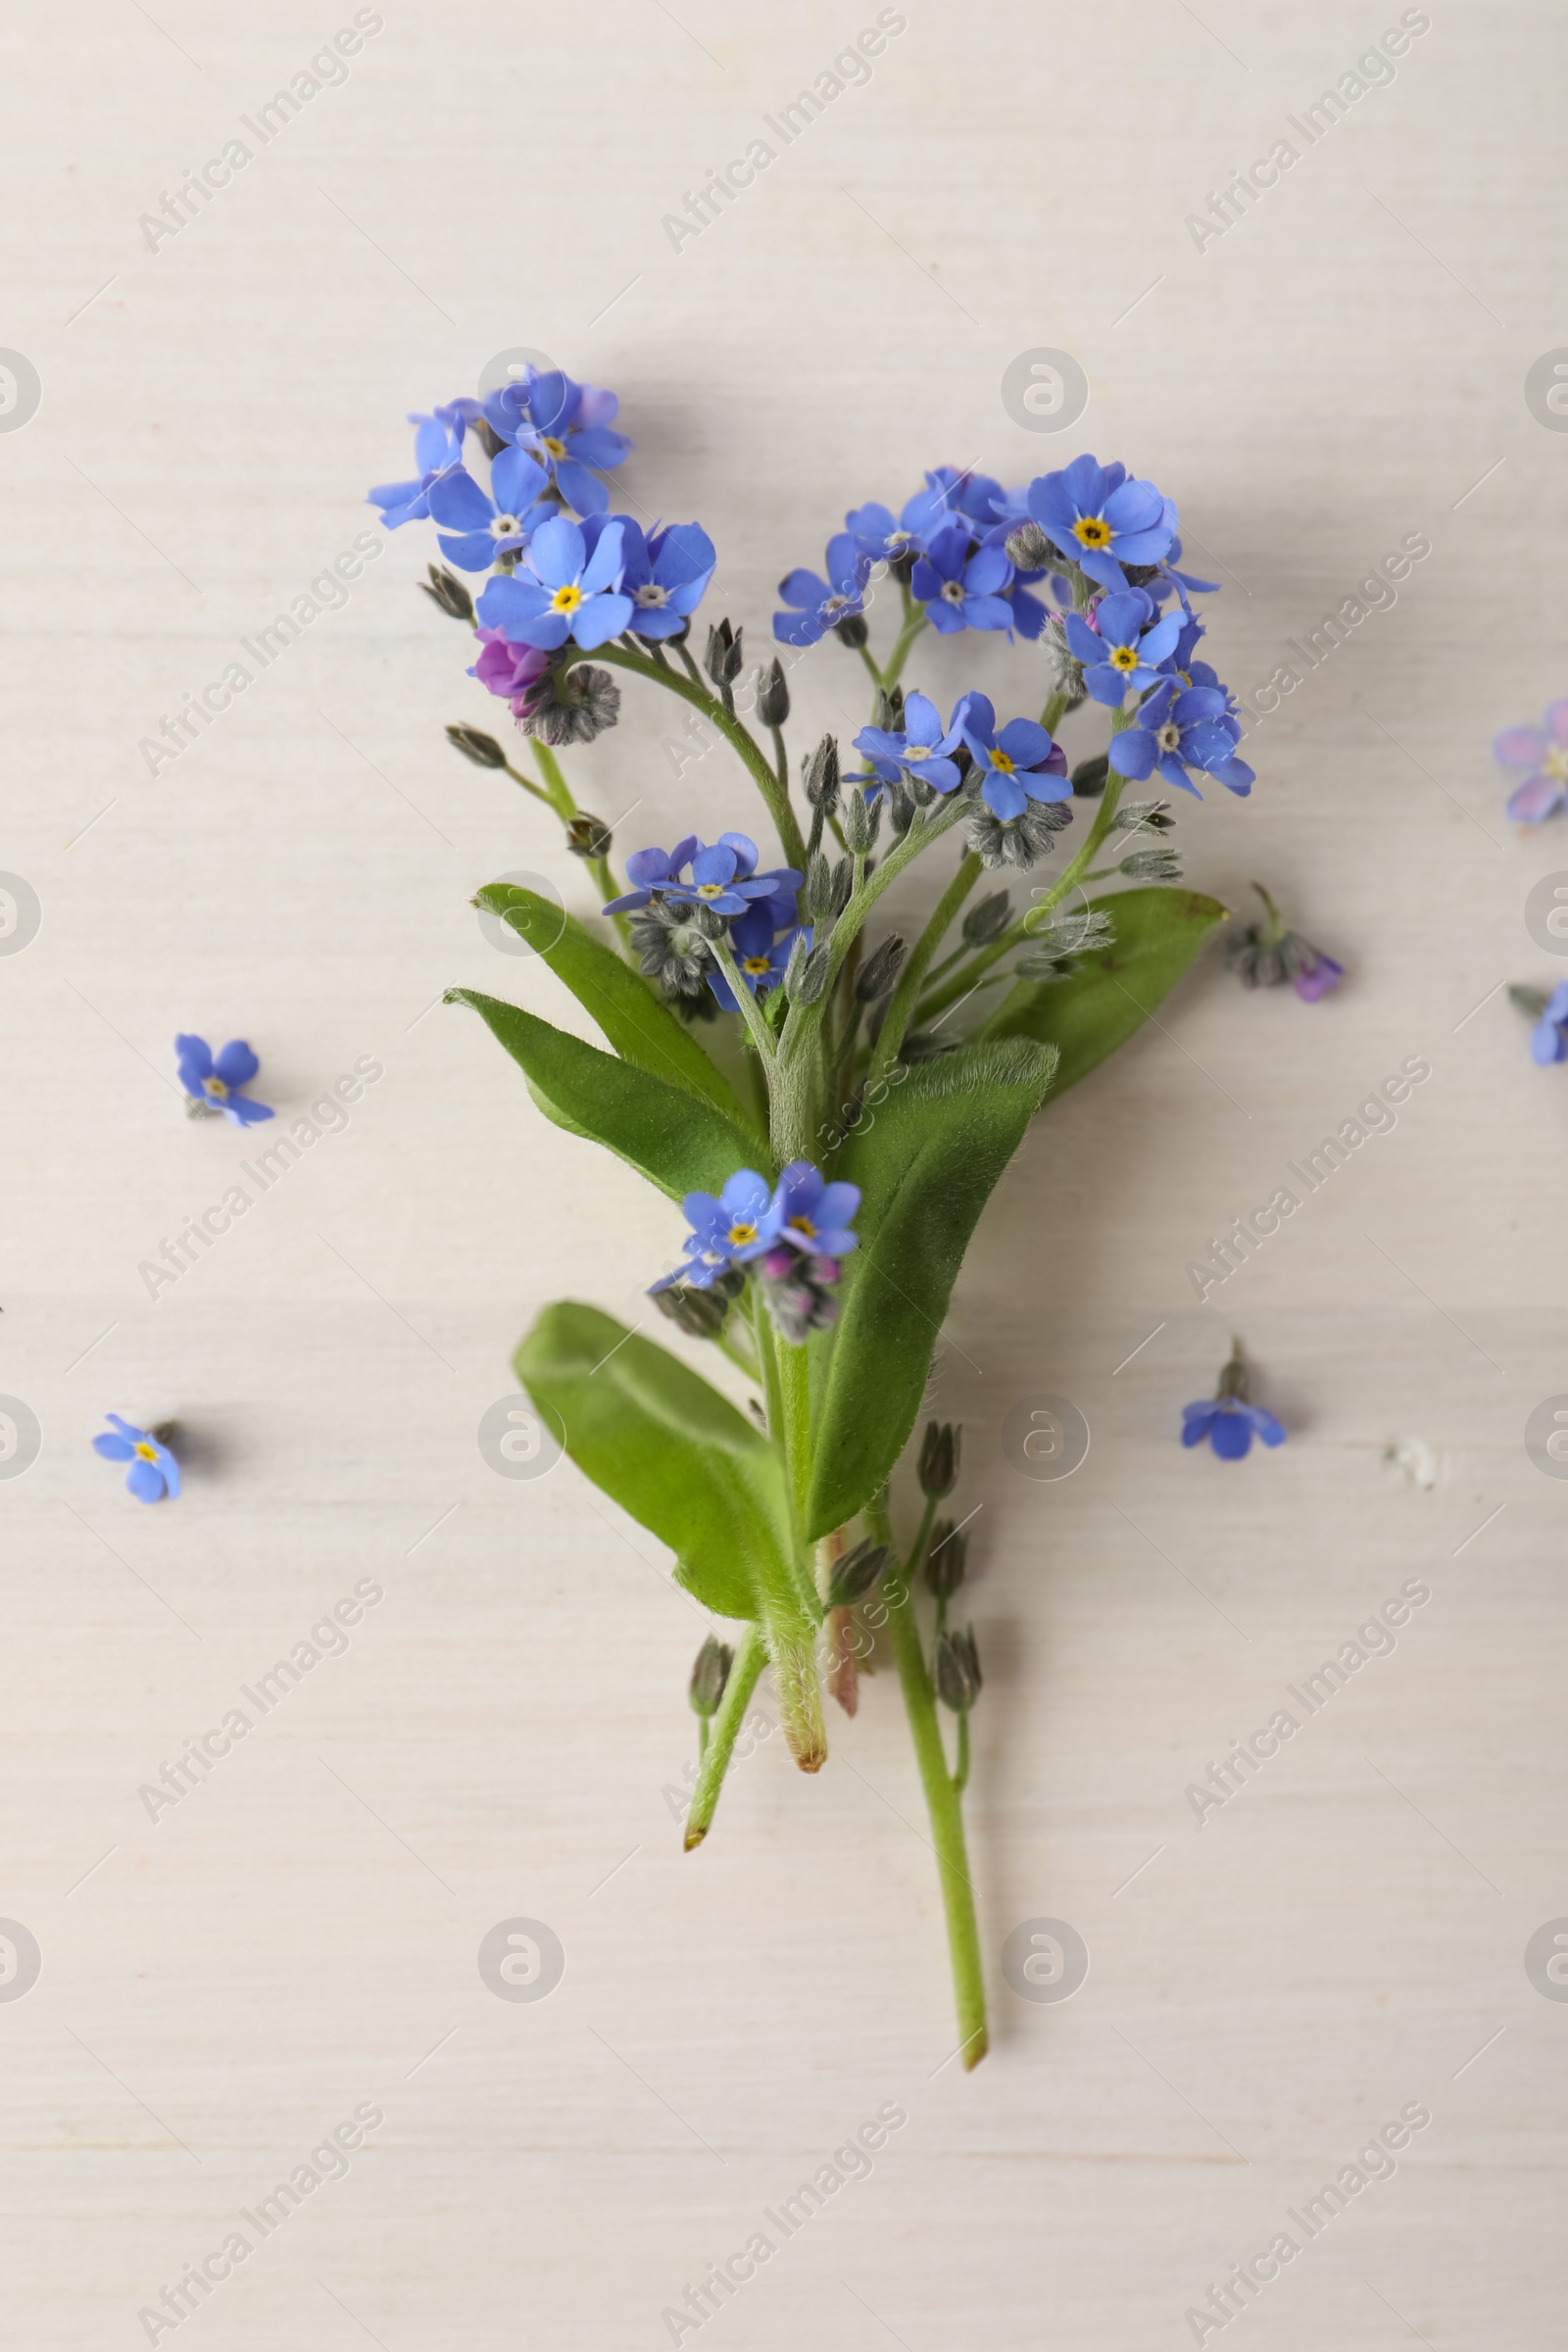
[541,434,567,459]
[1109,644,1139,671]
[203,1076,228,1099]
[990,749,1015,774]
[727,1221,757,1246]
[696,882,725,899]
[1547,747,1568,781]
[550,583,584,614]
[903,743,932,760]
[1073,514,1111,549]
[742,956,771,976]
[133,1442,159,1462]
[793,1216,816,1240]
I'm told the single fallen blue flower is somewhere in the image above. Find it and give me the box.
[960,694,1069,819]
[774,535,873,646]
[482,369,631,514]
[776,1160,859,1255]
[581,514,715,640]
[174,1035,274,1127]
[910,523,1013,635]
[1027,454,1177,592]
[1533,982,1568,1063]
[1181,1342,1285,1460]
[425,445,552,572]
[1494,700,1568,824]
[1109,678,1253,798]
[854,691,970,796]
[652,1170,786,1292]
[93,1414,180,1504]
[1064,590,1184,706]
[475,515,632,651]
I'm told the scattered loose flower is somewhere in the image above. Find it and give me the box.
[93,1414,180,1503]
[175,1035,274,1126]
[1225,884,1344,1000]
[1182,1341,1286,1460]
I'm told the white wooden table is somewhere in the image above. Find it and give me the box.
[3,4,1564,2344]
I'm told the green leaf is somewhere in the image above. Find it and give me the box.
[448,987,768,1202]
[514,1301,806,1623]
[474,883,760,1139]
[984,887,1227,1098]
[807,1041,1056,1540]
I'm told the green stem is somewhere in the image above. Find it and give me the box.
[515,743,631,949]
[710,935,777,1068]
[954,1712,970,1796]
[857,643,883,691]
[577,643,808,874]
[865,851,982,1085]
[867,1492,987,2069]
[880,599,929,689]
[683,1626,766,1848]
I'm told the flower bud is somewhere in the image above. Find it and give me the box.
[1071,753,1109,797]
[446,723,507,768]
[924,1519,968,1602]
[757,657,790,728]
[824,1539,893,1608]
[520,664,621,747]
[872,684,905,733]
[1120,847,1182,882]
[654,1282,730,1340]
[934,1625,982,1713]
[806,852,835,922]
[566,812,612,859]
[832,613,869,649]
[1004,519,1055,569]
[843,787,881,854]
[1113,799,1175,835]
[962,890,1012,948]
[831,857,855,915]
[885,779,915,840]
[419,564,475,622]
[785,941,834,1005]
[918,1419,961,1497]
[704,618,744,690]
[689,1635,734,1719]
[856,933,906,1002]
[804,733,841,811]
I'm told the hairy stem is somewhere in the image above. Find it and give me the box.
[865,851,982,1085]
[867,1492,987,2068]
[683,1626,767,1849]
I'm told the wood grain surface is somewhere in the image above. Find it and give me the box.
[3,4,1565,2345]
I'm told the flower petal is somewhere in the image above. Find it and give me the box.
[125,1456,167,1502]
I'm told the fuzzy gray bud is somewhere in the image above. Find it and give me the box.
[566,812,613,860]
[962,890,1013,948]
[655,1281,730,1340]
[830,857,855,915]
[885,780,915,840]
[1071,753,1109,797]
[520,664,621,747]
[1113,799,1175,836]
[1120,847,1183,882]
[688,1635,734,1719]
[918,1419,961,1498]
[833,612,869,649]
[705,618,744,690]
[871,684,905,733]
[757,658,790,727]
[856,933,906,1002]
[786,939,834,1004]
[935,1625,982,1713]
[924,1520,969,1602]
[419,564,475,622]
[1004,520,1055,569]
[804,733,840,811]
[824,1540,893,1608]
[446,723,507,768]
[805,852,835,923]
[843,788,881,854]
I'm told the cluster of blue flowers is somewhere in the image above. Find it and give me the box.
[779,451,1253,805]
[656,1163,861,1341]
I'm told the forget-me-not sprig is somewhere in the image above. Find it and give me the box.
[776,1160,860,1256]
[175,1035,274,1127]
[482,369,632,514]
[910,524,1014,636]
[475,515,632,652]
[1532,982,1568,1062]
[652,1170,787,1293]
[1065,590,1185,706]
[959,694,1069,819]
[1109,677,1254,799]
[1494,701,1568,825]
[579,514,715,640]
[93,1414,180,1504]
[853,691,971,797]
[1027,454,1177,592]
[774,535,873,647]
[426,444,552,572]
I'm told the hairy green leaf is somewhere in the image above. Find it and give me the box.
[474,883,760,1140]
[515,1301,806,1622]
[807,1041,1057,1539]
[448,987,767,1201]
[984,887,1227,1098]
